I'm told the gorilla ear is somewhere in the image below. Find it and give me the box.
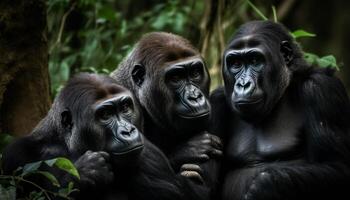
[61,109,73,129]
[280,40,293,66]
[132,64,146,87]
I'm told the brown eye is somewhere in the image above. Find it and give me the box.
[232,60,242,68]
[100,109,113,121]
[190,68,202,79]
[251,58,257,64]
[170,75,181,83]
[121,101,132,114]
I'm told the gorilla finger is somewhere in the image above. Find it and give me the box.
[209,135,223,149]
[180,164,203,175]
[97,151,110,161]
[107,172,114,182]
[83,178,96,188]
[197,154,210,162]
[85,150,93,155]
[106,163,113,171]
[210,149,223,158]
[201,139,211,145]
[180,171,204,185]
[89,152,100,159]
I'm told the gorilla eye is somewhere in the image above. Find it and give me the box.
[252,58,258,64]
[119,98,134,114]
[121,102,132,113]
[99,109,114,121]
[232,60,242,68]
[170,75,181,83]
[190,68,202,79]
[226,54,243,70]
[249,54,265,70]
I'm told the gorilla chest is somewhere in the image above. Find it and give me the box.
[227,103,303,162]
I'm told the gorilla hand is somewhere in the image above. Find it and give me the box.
[75,150,114,189]
[244,170,286,200]
[170,132,223,172]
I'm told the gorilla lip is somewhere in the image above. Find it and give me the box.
[111,144,144,155]
[177,110,210,119]
[234,98,263,105]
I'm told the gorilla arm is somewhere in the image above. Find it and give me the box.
[168,132,222,185]
[129,139,212,200]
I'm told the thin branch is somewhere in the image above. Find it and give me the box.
[49,2,77,54]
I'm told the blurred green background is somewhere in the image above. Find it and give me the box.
[47,0,350,95]
[1,0,350,137]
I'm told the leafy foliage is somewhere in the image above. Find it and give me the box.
[246,0,340,69]
[47,0,195,96]
[0,134,13,153]
[0,157,79,200]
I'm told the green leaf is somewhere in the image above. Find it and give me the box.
[317,55,338,69]
[60,62,70,83]
[53,158,80,179]
[22,161,43,176]
[304,53,339,70]
[0,134,14,152]
[272,6,278,22]
[44,158,57,167]
[291,30,316,39]
[0,185,16,200]
[304,52,319,64]
[29,191,44,200]
[36,171,60,187]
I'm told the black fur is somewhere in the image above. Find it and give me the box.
[211,21,350,200]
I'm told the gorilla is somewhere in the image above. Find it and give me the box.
[2,73,211,200]
[111,32,222,197]
[210,21,350,200]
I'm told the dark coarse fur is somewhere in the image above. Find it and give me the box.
[211,20,350,200]
[2,73,209,200]
[111,32,221,200]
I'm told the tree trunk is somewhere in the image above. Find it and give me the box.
[0,0,51,136]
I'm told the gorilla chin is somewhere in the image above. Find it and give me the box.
[177,107,211,119]
[110,144,144,167]
[232,96,265,120]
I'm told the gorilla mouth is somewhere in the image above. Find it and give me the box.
[235,98,263,106]
[111,144,144,156]
[178,110,210,119]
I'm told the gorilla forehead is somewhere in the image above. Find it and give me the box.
[134,32,199,68]
[56,73,129,112]
[228,21,293,48]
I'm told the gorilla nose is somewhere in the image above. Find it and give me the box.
[117,126,138,140]
[188,90,203,101]
[234,78,254,96]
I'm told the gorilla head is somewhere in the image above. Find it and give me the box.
[112,32,211,134]
[55,73,144,164]
[222,21,306,120]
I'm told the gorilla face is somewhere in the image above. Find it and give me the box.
[164,58,211,127]
[223,32,293,120]
[94,92,144,156]
[62,75,144,164]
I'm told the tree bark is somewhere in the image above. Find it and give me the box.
[0,0,51,136]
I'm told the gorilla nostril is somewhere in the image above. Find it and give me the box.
[244,81,251,89]
[120,130,130,136]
